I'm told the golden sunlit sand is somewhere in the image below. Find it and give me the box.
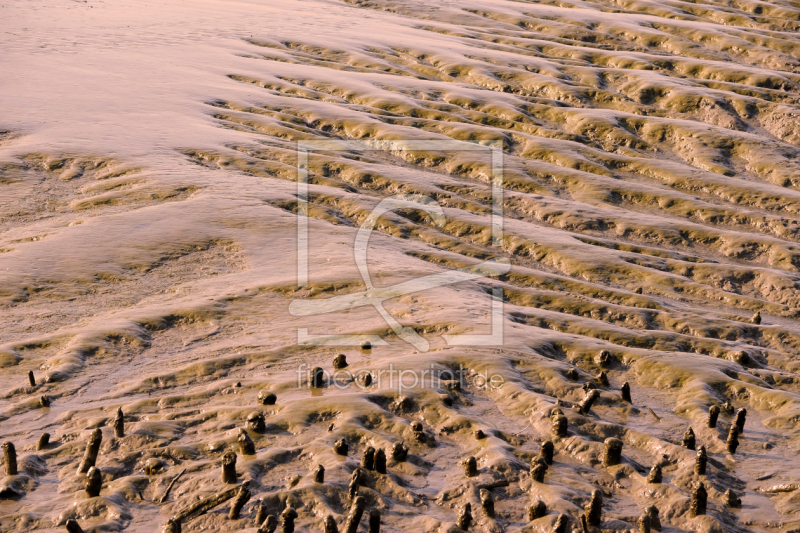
[2,0,800,531]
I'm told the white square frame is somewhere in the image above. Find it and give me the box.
[292,139,505,350]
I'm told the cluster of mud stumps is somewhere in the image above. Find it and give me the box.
[1,352,755,532]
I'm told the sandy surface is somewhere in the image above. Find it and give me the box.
[2,0,800,531]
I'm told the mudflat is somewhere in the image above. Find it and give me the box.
[2,0,800,531]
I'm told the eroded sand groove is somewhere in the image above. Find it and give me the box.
[3,0,800,532]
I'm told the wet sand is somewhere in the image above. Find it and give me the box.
[2,0,800,531]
